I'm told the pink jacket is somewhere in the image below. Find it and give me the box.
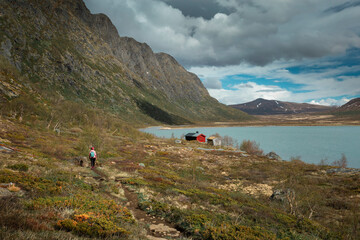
[89,150,97,159]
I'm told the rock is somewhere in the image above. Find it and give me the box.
[0,37,12,58]
[0,185,25,198]
[146,235,167,240]
[149,223,180,238]
[196,166,204,171]
[270,189,295,202]
[73,156,87,167]
[326,168,360,174]
[266,151,282,161]
[0,144,14,153]
[0,187,12,198]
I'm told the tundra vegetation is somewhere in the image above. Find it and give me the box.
[0,104,359,240]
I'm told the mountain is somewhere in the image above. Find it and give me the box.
[0,0,249,125]
[335,98,360,112]
[229,98,334,115]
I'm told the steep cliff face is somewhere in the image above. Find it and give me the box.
[0,0,249,124]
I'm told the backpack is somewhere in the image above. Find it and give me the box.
[90,151,95,158]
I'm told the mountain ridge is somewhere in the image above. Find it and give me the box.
[229,98,334,115]
[335,98,360,112]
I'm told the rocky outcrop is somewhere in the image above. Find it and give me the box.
[266,151,282,161]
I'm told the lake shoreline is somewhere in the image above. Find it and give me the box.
[141,125,360,169]
[146,113,360,129]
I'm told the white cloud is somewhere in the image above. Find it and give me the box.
[191,58,360,105]
[309,98,350,106]
[208,81,292,105]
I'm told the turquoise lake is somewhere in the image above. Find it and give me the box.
[140,126,360,168]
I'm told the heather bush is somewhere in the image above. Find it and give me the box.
[57,214,130,238]
[6,163,29,172]
[203,224,276,240]
[0,169,64,195]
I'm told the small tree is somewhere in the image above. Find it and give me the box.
[240,140,263,156]
[318,157,328,166]
[332,153,347,168]
[290,156,303,164]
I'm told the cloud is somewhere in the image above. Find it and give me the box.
[84,0,360,67]
[208,81,291,105]
[202,77,222,89]
[309,98,350,106]
[83,0,360,106]
[158,0,234,20]
[324,1,360,13]
[191,55,360,105]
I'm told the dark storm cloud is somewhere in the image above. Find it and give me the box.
[84,0,360,67]
[324,1,360,13]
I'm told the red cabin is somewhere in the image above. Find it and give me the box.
[185,132,206,143]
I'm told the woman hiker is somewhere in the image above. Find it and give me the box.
[89,147,97,169]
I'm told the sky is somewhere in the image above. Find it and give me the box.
[84,0,360,106]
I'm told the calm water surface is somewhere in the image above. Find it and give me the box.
[141,126,360,168]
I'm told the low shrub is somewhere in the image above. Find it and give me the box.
[203,224,276,240]
[332,153,347,168]
[240,140,264,156]
[0,169,64,195]
[6,163,29,172]
[57,214,130,238]
[0,197,50,232]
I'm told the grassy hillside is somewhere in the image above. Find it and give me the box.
[0,115,359,239]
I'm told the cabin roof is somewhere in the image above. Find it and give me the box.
[207,136,218,140]
[185,132,205,137]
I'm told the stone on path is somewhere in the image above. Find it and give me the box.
[149,223,180,238]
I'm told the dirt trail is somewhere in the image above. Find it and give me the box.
[92,167,181,240]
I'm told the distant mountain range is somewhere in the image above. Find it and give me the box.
[229,98,335,115]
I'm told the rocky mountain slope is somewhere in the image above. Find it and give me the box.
[0,0,249,125]
[335,98,360,112]
[229,98,334,115]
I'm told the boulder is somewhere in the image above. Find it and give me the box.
[266,151,282,161]
[270,188,294,202]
